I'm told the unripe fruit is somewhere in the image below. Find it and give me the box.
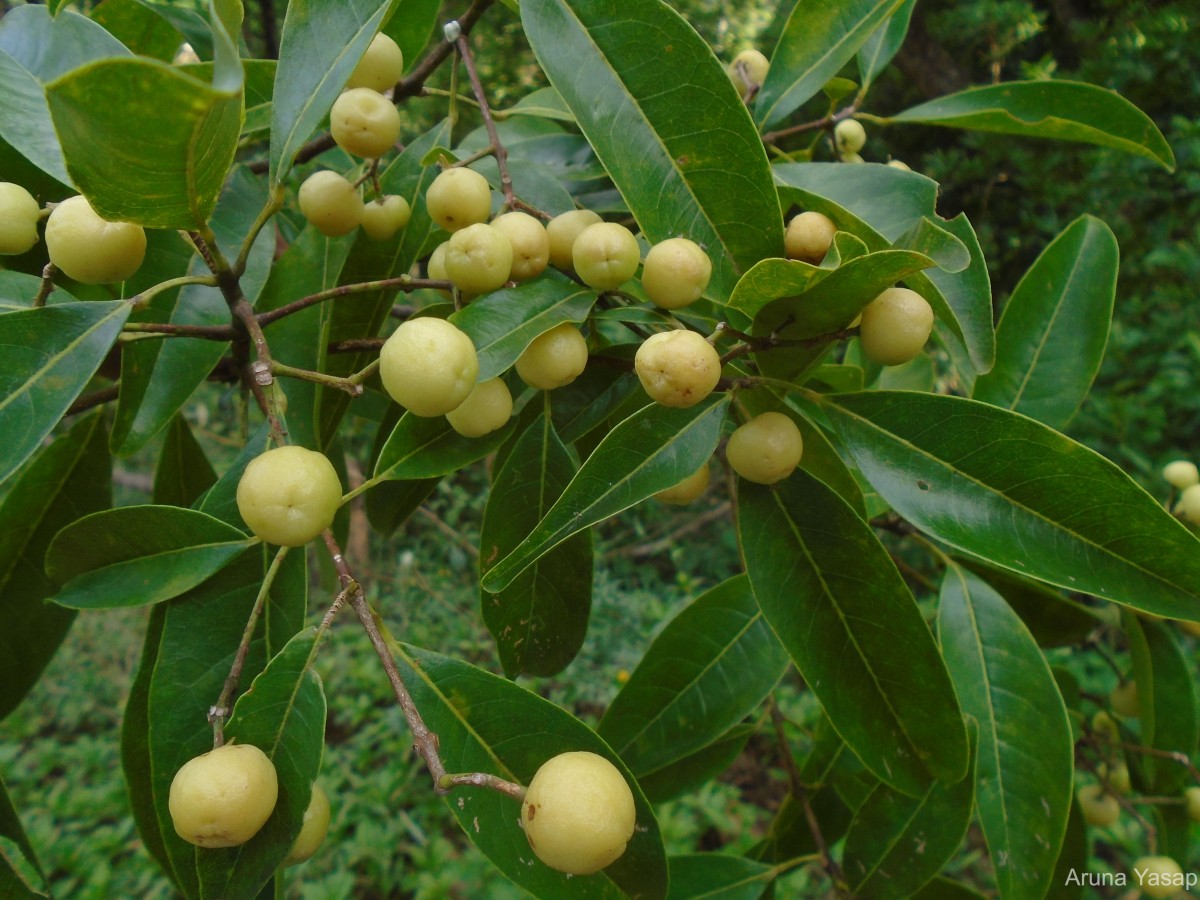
[1110,680,1140,718]
[835,119,867,154]
[728,49,769,96]
[546,209,602,270]
[330,88,401,159]
[858,287,935,366]
[361,195,411,241]
[516,323,588,390]
[887,159,913,172]
[1163,460,1199,490]
[521,751,636,875]
[727,412,803,485]
[1176,483,1200,526]
[346,33,404,93]
[840,152,865,164]
[1076,784,1120,827]
[426,167,492,233]
[573,222,640,291]
[1097,761,1131,794]
[444,222,513,295]
[1185,786,1200,824]
[491,211,549,281]
[1092,710,1121,743]
[785,211,837,265]
[641,237,712,309]
[45,195,146,284]
[655,462,710,505]
[634,330,722,408]
[445,378,513,437]
[1132,856,1185,899]
[0,182,40,255]
[236,446,343,547]
[380,318,479,416]
[298,171,364,237]
[283,784,331,867]
[168,743,278,848]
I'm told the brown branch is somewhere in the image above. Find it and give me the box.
[257,277,450,329]
[122,321,236,340]
[328,338,386,355]
[32,262,56,308]
[65,385,119,417]
[613,502,731,559]
[438,771,526,801]
[455,32,514,211]
[762,105,859,147]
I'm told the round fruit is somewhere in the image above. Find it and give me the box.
[515,323,588,390]
[1185,786,1200,824]
[298,171,364,237]
[728,49,769,96]
[444,222,513,295]
[840,152,865,164]
[44,195,146,284]
[546,208,602,270]
[1132,856,1185,899]
[1076,784,1120,827]
[858,287,935,366]
[1176,483,1200,525]
[0,182,40,255]
[236,446,343,547]
[1097,761,1131,794]
[345,33,404,93]
[1110,680,1140,718]
[655,462,710,505]
[835,119,867,154]
[491,211,549,282]
[361,195,411,241]
[1163,460,1199,490]
[283,784,331,867]
[1092,710,1120,743]
[330,88,401,159]
[168,743,279,848]
[641,237,712,309]
[727,412,804,485]
[426,167,492,233]
[572,222,640,291]
[887,159,913,171]
[379,317,479,416]
[521,751,636,875]
[785,211,837,265]
[634,330,722,408]
[445,377,513,438]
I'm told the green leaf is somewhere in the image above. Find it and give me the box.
[1046,799,1086,900]
[480,412,592,678]
[857,0,916,88]
[522,0,783,300]
[0,414,110,720]
[749,789,852,865]
[45,505,252,609]
[912,877,989,900]
[0,300,130,487]
[973,215,1119,430]
[195,423,275,528]
[392,641,668,899]
[738,472,968,795]
[153,414,218,508]
[820,391,1200,619]
[756,0,906,129]
[270,0,400,183]
[599,575,788,777]
[937,566,1073,900]
[381,0,440,68]
[0,836,48,900]
[889,80,1175,170]
[637,726,754,804]
[665,854,776,900]
[374,412,515,481]
[0,5,129,80]
[0,50,72,186]
[960,561,1102,649]
[482,394,730,593]
[89,0,188,61]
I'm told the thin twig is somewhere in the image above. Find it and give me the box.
[122,321,236,340]
[257,276,450,328]
[762,104,860,146]
[65,385,119,416]
[613,502,731,559]
[235,184,284,276]
[32,262,56,308]
[456,32,514,210]
[438,772,526,801]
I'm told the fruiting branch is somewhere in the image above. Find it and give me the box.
[761,103,861,146]
[455,32,514,211]
[257,276,451,328]
[32,262,56,308]
[438,772,526,801]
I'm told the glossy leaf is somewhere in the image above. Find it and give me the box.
[0,414,110,721]
[937,566,1073,900]
[750,789,852,865]
[522,0,782,299]
[637,726,755,804]
[738,472,968,795]
[821,391,1200,619]
[0,300,130,487]
[480,413,592,678]
[857,0,916,88]
[665,854,776,900]
[960,561,1101,649]
[153,414,218,508]
[973,215,1118,430]
[392,641,668,900]
[0,49,71,185]
[89,0,187,61]
[482,394,730,593]
[0,5,129,80]
[374,412,515,481]
[45,505,252,609]
[756,0,906,128]
[600,575,787,776]
[890,80,1175,170]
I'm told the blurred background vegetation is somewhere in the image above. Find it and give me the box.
[0,0,1196,896]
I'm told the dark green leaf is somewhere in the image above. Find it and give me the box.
[666,854,775,900]
[482,394,730,593]
[973,215,1118,430]
[381,0,440,68]
[364,477,439,538]
[749,789,852,865]
[959,560,1102,648]
[599,575,788,776]
[0,300,130,487]
[153,414,218,508]
[637,726,754,804]
[0,49,71,186]
[194,423,274,528]
[45,505,252,609]
[0,836,47,900]
[89,0,187,61]
[937,566,1073,900]
[374,412,515,481]
[912,878,989,900]
[738,471,968,795]
[0,5,129,80]
[1,773,44,894]
[889,80,1175,170]
[820,391,1200,619]
[857,0,916,88]
[522,0,783,299]
[1046,799,1086,900]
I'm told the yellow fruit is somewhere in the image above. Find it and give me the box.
[515,323,588,390]
[785,211,837,265]
[1097,761,1131,794]
[345,33,404,92]
[298,171,364,237]
[573,222,641,291]
[44,195,146,284]
[445,378,513,438]
[444,222,513,295]
[1110,680,1140,718]
[426,167,492,233]
[728,49,769,96]
[727,412,804,485]
[1185,786,1200,824]
[1132,856,1185,899]
[491,211,549,281]
[887,159,913,172]
[546,209,602,270]
[634,330,722,408]
[835,119,867,154]
[1162,460,1198,490]
[1092,710,1121,743]
[858,287,935,366]
[641,237,712,309]
[655,462,711,505]
[168,743,278,848]
[330,88,401,159]
[380,318,479,416]
[361,195,411,241]
[1175,483,1200,525]
[283,784,331,866]
[1076,784,1120,827]
[236,446,343,547]
[0,182,40,255]
[521,751,636,875]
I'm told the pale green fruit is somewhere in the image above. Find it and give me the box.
[299,171,364,237]
[1091,710,1121,742]
[361,195,411,241]
[0,182,40,255]
[835,119,867,154]
[1110,680,1140,718]
[1132,856,1185,899]
[634,330,722,408]
[515,323,588,390]
[346,33,404,92]
[1175,483,1200,525]
[1076,784,1120,827]
[785,211,837,264]
[491,211,549,281]
[1185,786,1200,824]
[521,752,636,875]
[859,287,934,366]
[330,88,401,159]
[655,463,710,505]
[427,241,452,299]
[426,167,492,233]
[641,238,711,309]
[572,222,640,291]
[236,446,343,547]
[283,784,331,866]
[1162,460,1199,490]
[444,222,513,294]
[169,744,278,848]
[546,208,601,270]
[840,152,865,164]
[887,159,913,171]
[1097,761,1131,794]
[728,49,769,96]
[446,378,513,437]
[379,318,479,416]
[45,195,146,284]
[727,412,804,485]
